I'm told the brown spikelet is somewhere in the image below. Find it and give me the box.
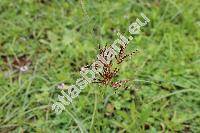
[115,43,138,64]
[93,43,139,89]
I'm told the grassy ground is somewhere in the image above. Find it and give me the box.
[0,0,200,132]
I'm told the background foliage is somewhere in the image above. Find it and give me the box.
[0,0,200,132]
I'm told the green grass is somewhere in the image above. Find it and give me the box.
[0,0,200,132]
